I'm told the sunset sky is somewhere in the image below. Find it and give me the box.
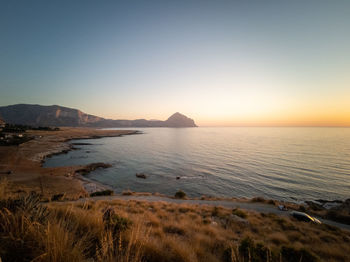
[1,1,349,126]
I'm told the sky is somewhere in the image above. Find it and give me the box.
[0,0,349,126]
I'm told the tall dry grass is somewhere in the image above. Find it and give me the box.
[0,179,147,262]
[0,177,9,199]
[1,178,350,261]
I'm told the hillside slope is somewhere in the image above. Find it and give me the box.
[0,104,197,127]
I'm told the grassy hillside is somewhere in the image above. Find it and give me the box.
[0,178,349,262]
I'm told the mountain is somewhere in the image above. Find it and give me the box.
[0,104,197,128]
[164,112,197,127]
[0,104,103,127]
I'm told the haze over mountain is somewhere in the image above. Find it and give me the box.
[0,104,197,128]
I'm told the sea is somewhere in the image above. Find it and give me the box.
[43,127,350,202]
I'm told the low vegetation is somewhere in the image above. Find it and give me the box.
[0,123,60,146]
[51,193,65,201]
[306,199,350,226]
[325,210,350,225]
[232,208,248,219]
[0,179,350,261]
[90,190,114,197]
[1,123,60,133]
[174,190,186,199]
[0,133,33,146]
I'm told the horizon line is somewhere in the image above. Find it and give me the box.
[1,103,349,127]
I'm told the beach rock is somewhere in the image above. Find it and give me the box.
[75,162,112,175]
[136,173,147,179]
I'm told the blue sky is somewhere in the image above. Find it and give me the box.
[1,0,349,125]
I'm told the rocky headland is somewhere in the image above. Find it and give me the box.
[0,104,197,128]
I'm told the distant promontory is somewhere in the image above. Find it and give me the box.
[0,104,197,128]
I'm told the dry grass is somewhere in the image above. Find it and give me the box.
[0,180,350,261]
[0,177,9,199]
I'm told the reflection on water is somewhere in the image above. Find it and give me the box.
[44,127,350,201]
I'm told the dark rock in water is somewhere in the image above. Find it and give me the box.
[75,162,112,175]
[87,162,112,169]
[176,176,180,180]
[136,173,147,179]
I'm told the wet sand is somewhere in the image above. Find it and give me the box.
[0,127,138,199]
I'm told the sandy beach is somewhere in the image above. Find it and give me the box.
[0,127,138,198]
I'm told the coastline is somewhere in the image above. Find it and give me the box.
[0,127,139,199]
[1,126,349,228]
[76,173,112,194]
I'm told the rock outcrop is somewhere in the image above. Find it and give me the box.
[0,104,103,127]
[164,112,197,127]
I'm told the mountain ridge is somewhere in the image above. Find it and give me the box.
[0,104,197,128]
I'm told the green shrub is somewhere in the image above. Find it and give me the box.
[0,192,49,223]
[174,190,186,199]
[0,192,50,261]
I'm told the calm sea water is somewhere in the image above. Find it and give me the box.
[44,127,350,201]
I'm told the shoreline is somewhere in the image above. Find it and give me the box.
[37,129,347,205]
[0,127,140,198]
[40,129,142,195]
[76,174,112,194]
[1,127,349,228]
